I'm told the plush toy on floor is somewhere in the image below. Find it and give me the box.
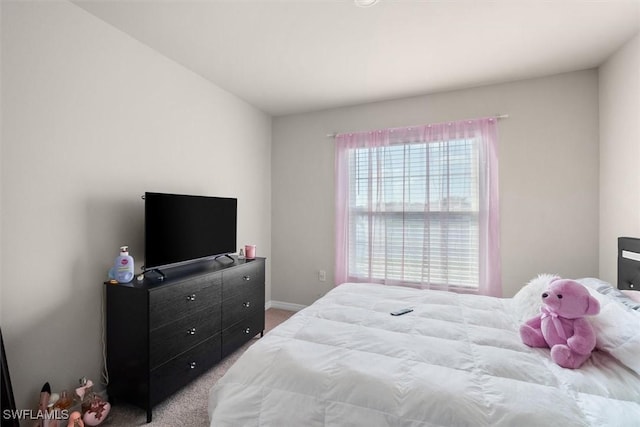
[75,377,110,426]
[520,278,600,369]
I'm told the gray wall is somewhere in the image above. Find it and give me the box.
[272,70,600,303]
[599,32,640,283]
[1,1,271,410]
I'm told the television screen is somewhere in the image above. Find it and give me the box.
[144,192,237,270]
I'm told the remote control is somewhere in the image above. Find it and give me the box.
[390,308,413,316]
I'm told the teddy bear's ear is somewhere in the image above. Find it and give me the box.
[585,295,600,316]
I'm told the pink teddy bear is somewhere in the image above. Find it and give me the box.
[520,278,600,369]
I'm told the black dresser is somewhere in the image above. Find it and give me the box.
[105,257,265,422]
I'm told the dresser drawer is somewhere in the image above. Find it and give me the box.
[150,304,221,369]
[150,333,221,406]
[221,311,265,358]
[222,261,265,300]
[222,282,264,329]
[150,274,222,329]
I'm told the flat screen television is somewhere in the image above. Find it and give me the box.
[144,192,237,271]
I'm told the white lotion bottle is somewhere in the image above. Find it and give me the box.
[114,246,134,283]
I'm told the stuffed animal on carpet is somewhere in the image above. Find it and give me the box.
[519,278,600,369]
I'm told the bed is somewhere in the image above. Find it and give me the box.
[208,240,640,426]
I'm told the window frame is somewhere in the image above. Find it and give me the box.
[334,118,501,296]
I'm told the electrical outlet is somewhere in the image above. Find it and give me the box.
[318,270,326,282]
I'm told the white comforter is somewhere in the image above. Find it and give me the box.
[209,283,640,426]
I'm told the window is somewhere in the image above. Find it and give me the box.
[335,118,501,296]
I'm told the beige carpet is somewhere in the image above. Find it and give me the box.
[102,308,295,426]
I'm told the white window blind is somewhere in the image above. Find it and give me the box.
[346,138,480,289]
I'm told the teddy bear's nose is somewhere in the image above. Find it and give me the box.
[542,292,549,298]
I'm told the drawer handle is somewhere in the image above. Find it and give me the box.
[243,301,251,308]
[189,361,197,369]
[187,327,196,335]
[244,327,251,334]
[186,294,196,302]
[243,275,251,281]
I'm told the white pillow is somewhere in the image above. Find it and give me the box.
[579,277,640,310]
[511,274,559,323]
[622,290,640,303]
[584,285,640,375]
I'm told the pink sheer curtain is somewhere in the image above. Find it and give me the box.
[335,117,501,297]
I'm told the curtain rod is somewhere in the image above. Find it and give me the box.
[325,114,509,138]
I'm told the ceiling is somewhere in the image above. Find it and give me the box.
[73,0,640,116]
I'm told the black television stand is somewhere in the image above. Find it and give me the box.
[105,258,266,422]
[144,268,166,281]
[214,254,234,263]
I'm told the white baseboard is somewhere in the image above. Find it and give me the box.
[265,300,307,312]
